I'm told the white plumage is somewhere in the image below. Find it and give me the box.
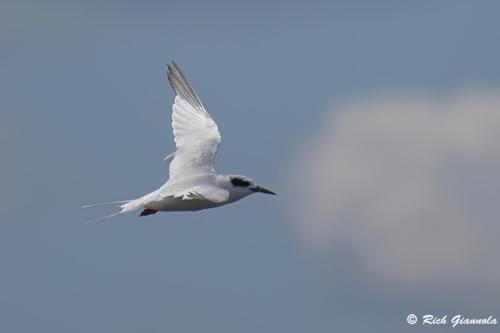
[83,61,275,223]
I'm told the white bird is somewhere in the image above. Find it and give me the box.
[83,61,275,222]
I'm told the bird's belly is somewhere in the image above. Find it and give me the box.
[147,196,223,212]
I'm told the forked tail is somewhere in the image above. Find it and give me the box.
[82,198,144,224]
[81,200,131,209]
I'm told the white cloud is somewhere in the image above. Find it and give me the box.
[288,91,500,294]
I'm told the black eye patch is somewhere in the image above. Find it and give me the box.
[231,177,251,187]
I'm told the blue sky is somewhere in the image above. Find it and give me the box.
[2,1,500,332]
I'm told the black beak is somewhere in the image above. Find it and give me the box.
[253,186,276,195]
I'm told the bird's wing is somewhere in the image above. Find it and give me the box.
[165,62,221,181]
[172,184,229,203]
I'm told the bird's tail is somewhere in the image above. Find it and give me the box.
[82,198,145,224]
[81,200,131,209]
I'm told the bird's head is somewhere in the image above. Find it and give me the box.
[227,175,276,197]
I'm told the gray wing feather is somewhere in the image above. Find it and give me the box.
[167,62,205,112]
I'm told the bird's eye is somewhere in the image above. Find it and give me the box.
[231,177,251,187]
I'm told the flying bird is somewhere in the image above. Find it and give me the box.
[83,61,275,222]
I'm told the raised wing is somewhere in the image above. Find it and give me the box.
[166,62,222,181]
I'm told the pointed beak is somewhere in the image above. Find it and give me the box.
[253,186,276,195]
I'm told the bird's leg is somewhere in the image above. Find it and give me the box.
[140,208,158,217]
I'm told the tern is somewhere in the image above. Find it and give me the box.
[83,61,275,222]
